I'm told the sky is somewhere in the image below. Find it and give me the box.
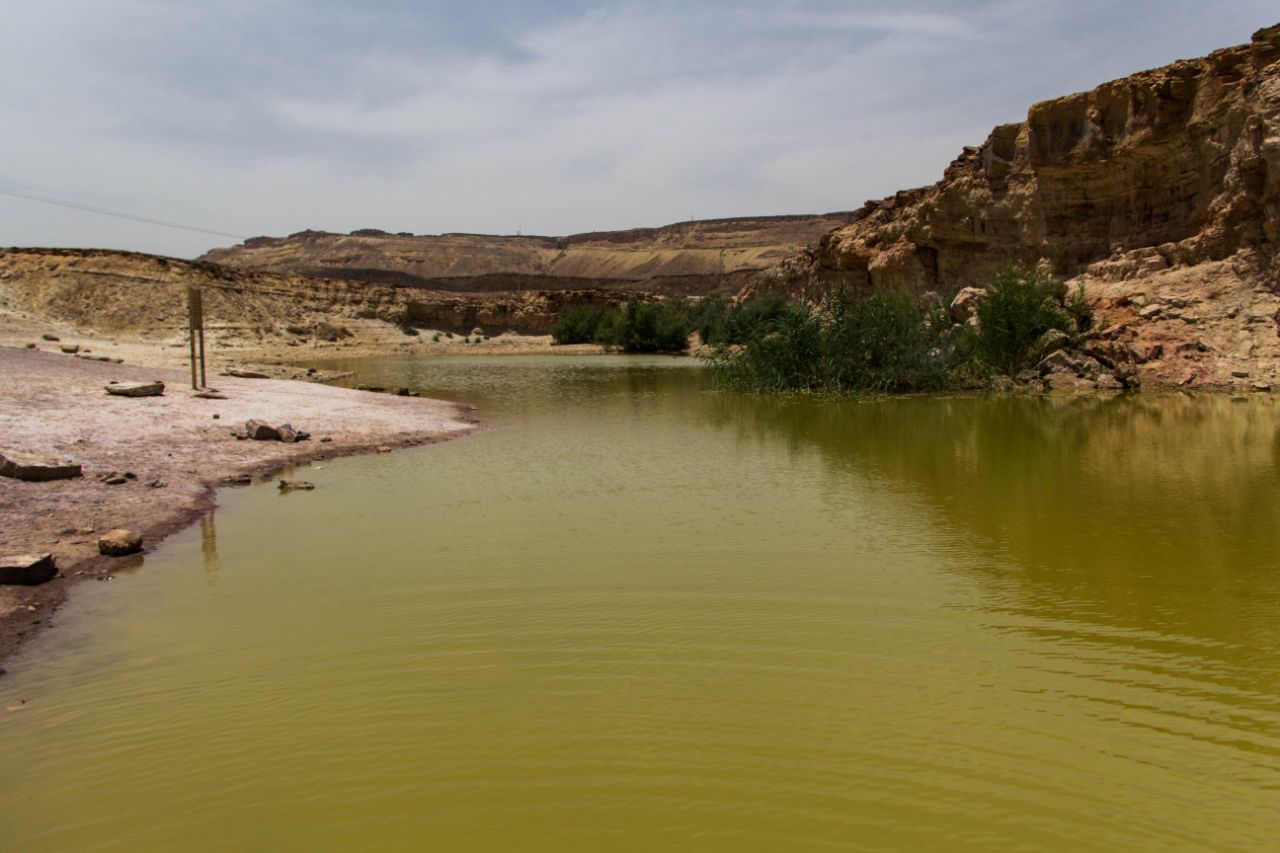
[1,1,1276,259]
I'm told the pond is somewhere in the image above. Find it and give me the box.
[3,356,1279,850]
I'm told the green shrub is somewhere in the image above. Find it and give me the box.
[822,289,955,392]
[974,267,1072,375]
[692,292,799,345]
[552,304,610,345]
[599,298,692,353]
[709,307,825,391]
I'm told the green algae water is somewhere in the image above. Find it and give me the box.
[3,355,1280,850]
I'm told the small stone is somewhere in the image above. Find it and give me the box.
[0,451,82,482]
[0,554,57,586]
[25,343,35,349]
[1251,382,1272,392]
[377,446,392,453]
[320,437,333,443]
[60,345,80,354]
[146,480,167,489]
[97,529,143,557]
[194,391,227,400]
[226,368,269,379]
[278,479,315,492]
[394,387,411,396]
[245,419,280,441]
[1138,304,1163,319]
[1232,370,1250,379]
[105,381,164,398]
[103,476,128,486]
[277,426,298,444]
[213,414,220,419]
[223,473,253,486]
[41,333,59,342]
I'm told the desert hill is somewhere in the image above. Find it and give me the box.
[198,214,856,295]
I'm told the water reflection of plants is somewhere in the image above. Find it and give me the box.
[705,389,1280,659]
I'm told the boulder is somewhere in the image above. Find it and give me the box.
[949,287,986,325]
[1034,329,1071,360]
[245,419,280,440]
[1037,349,1079,377]
[97,529,142,557]
[277,426,298,444]
[0,451,82,482]
[104,381,165,398]
[0,553,57,585]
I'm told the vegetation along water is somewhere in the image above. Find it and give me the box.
[2,356,1279,850]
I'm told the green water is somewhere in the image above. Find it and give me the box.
[3,355,1280,850]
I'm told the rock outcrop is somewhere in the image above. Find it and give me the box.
[754,24,1280,388]
[199,215,856,296]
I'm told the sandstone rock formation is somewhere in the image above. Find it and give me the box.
[754,24,1280,388]
[199,215,855,296]
[0,247,668,337]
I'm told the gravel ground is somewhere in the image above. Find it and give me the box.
[0,345,478,667]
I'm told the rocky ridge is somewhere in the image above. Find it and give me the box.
[199,214,855,295]
[0,247,639,340]
[754,24,1280,390]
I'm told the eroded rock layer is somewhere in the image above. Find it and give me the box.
[0,247,636,338]
[750,24,1280,388]
[199,215,855,295]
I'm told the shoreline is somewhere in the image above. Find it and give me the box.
[0,346,480,669]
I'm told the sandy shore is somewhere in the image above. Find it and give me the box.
[0,345,478,667]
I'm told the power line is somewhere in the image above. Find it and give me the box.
[0,186,247,241]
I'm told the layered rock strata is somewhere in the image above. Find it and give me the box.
[754,24,1280,388]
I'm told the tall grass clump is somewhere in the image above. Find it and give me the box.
[693,292,795,345]
[974,267,1076,374]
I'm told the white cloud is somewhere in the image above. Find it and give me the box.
[0,1,1275,257]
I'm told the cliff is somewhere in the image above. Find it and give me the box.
[0,248,637,339]
[754,24,1280,388]
[199,214,855,295]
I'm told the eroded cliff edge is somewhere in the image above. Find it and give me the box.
[756,24,1280,388]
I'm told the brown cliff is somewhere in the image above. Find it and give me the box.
[755,24,1280,388]
[199,214,856,296]
[0,247,639,340]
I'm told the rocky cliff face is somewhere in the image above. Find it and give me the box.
[0,248,637,338]
[752,24,1280,388]
[199,215,855,295]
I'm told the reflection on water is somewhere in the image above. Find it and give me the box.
[2,357,1278,850]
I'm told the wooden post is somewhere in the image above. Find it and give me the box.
[187,287,205,390]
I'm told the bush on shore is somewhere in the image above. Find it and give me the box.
[551,305,610,345]
[708,267,1091,395]
[551,298,694,352]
